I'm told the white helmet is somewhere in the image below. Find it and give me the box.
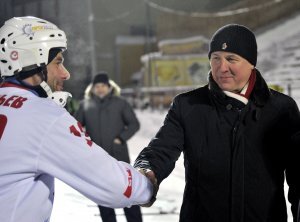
[0,16,67,77]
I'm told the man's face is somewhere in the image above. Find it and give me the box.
[93,83,111,98]
[210,51,254,92]
[46,52,70,92]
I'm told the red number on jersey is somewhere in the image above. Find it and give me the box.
[0,114,8,140]
[69,121,93,147]
[123,169,133,198]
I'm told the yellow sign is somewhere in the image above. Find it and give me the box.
[268,84,284,93]
[145,56,210,86]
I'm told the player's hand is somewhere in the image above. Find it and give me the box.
[137,169,158,207]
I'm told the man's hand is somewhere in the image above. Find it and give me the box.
[137,168,158,207]
[113,138,122,144]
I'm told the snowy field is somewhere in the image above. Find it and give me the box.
[50,12,300,222]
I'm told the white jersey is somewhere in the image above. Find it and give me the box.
[0,83,152,222]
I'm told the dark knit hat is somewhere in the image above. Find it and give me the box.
[208,24,257,66]
[92,72,110,86]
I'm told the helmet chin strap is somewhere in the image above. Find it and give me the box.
[39,81,52,96]
[39,81,72,107]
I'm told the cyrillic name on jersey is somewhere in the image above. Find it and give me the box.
[0,94,28,109]
[0,114,7,140]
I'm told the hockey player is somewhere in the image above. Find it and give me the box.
[0,16,154,222]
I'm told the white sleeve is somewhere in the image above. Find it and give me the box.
[37,112,153,208]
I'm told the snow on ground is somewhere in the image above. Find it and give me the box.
[51,12,300,222]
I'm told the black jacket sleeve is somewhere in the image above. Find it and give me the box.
[285,99,300,222]
[118,101,140,142]
[134,96,184,184]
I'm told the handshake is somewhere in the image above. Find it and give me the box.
[135,162,158,207]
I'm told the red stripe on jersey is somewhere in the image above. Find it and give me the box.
[0,82,29,91]
[123,169,132,198]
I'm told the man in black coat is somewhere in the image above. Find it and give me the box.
[75,72,143,222]
[134,24,300,222]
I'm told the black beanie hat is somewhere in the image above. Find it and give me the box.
[208,24,257,66]
[92,72,110,86]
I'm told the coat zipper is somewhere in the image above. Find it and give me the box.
[229,109,242,222]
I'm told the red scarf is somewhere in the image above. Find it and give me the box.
[240,69,256,99]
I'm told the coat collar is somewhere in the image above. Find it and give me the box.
[208,69,271,107]
[250,69,271,106]
[91,92,112,103]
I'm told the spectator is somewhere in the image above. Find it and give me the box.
[75,72,143,222]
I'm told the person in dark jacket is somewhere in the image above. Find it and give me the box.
[134,24,300,222]
[75,72,143,222]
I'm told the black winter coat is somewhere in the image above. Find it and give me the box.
[75,94,139,163]
[135,70,300,222]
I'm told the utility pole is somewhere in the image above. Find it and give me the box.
[87,0,97,77]
[145,1,152,86]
